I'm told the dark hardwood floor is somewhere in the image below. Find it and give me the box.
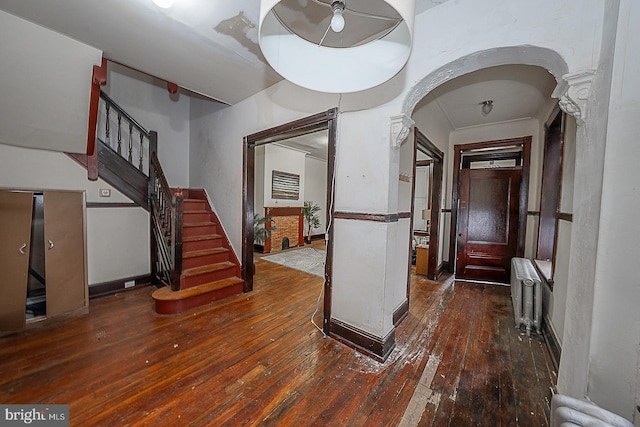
[0,247,556,426]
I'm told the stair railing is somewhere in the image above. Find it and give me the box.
[149,152,183,290]
[98,91,153,176]
[92,89,183,290]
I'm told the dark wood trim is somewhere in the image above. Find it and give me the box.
[242,135,255,292]
[557,212,573,222]
[461,150,522,169]
[398,211,411,219]
[88,274,152,299]
[393,299,409,326]
[450,136,532,274]
[528,211,541,216]
[265,207,304,216]
[87,57,107,159]
[86,202,138,208]
[243,108,338,335]
[246,109,337,146]
[324,110,338,336]
[333,212,399,222]
[542,319,562,372]
[436,261,450,279]
[329,319,395,362]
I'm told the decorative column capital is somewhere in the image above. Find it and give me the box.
[553,70,595,125]
[390,114,415,149]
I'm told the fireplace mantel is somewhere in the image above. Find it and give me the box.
[264,207,304,253]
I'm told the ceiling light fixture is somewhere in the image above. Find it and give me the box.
[152,0,174,8]
[481,100,494,115]
[258,0,415,93]
[330,1,346,33]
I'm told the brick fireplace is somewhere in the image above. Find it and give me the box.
[264,207,304,253]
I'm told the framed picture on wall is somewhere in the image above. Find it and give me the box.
[272,170,300,200]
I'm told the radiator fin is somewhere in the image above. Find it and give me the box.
[510,257,542,336]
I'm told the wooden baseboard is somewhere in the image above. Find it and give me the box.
[89,274,152,299]
[542,317,562,372]
[393,300,409,326]
[436,261,451,278]
[329,319,395,362]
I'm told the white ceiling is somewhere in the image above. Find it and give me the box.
[0,0,452,105]
[0,0,557,145]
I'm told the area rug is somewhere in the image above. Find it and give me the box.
[261,248,325,277]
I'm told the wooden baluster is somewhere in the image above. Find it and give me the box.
[105,103,110,145]
[117,114,122,155]
[139,134,144,171]
[128,123,133,163]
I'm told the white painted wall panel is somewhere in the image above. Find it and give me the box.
[0,11,102,154]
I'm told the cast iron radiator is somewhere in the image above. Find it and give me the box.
[551,394,634,427]
[510,257,542,336]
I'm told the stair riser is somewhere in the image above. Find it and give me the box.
[183,212,213,223]
[181,267,236,289]
[182,252,230,270]
[183,224,218,237]
[154,283,244,315]
[183,200,207,211]
[183,238,223,252]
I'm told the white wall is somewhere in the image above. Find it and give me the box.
[0,144,150,285]
[0,11,101,154]
[254,145,266,218]
[104,63,191,188]
[304,155,328,235]
[585,0,640,418]
[263,144,306,208]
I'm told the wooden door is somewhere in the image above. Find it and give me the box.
[0,191,33,331]
[456,168,521,283]
[44,191,87,317]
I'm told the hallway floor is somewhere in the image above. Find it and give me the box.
[0,259,556,426]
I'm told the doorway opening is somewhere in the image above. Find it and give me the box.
[411,128,444,281]
[243,108,338,335]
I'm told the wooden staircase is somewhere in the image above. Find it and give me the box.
[152,189,244,314]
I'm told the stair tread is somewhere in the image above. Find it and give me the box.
[183,233,222,242]
[182,261,235,277]
[183,210,211,214]
[183,221,217,227]
[152,277,244,301]
[183,247,228,258]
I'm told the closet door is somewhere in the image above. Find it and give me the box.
[44,191,87,317]
[0,191,33,331]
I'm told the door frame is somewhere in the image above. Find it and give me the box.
[449,136,531,275]
[243,108,338,335]
[412,128,444,282]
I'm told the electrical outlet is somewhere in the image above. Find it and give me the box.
[124,280,135,288]
[100,188,111,198]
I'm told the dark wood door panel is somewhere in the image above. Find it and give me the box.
[456,168,521,283]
